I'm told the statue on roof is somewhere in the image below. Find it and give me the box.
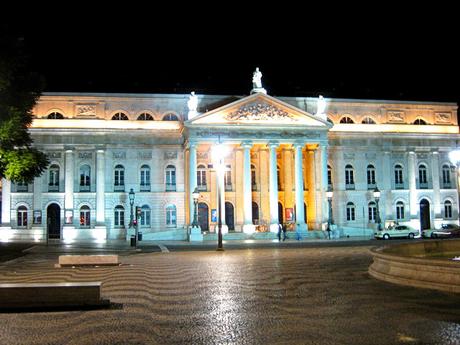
[250,67,267,95]
[252,67,263,89]
[187,91,199,120]
[316,95,327,120]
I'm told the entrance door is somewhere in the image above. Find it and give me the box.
[278,202,283,224]
[198,202,209,231]
[225,202,234,231]
[252,202,259,225]
[47,203,61,239]
[420,199,431,230]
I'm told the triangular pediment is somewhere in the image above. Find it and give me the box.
[185,93,331,129]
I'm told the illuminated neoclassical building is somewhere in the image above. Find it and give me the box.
[0,77,459,242]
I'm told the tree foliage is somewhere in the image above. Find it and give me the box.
[0,29,49,183]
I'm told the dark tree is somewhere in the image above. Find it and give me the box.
[0,28,49,183]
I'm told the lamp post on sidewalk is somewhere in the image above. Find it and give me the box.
[373,186,382,231]
[212,142,229,251]
[128,188,137,247]
[192,187,200,228]
[326,186,334,239]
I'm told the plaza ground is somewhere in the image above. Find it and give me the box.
[0,241,460,344]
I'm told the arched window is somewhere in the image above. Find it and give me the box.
[140,165,151,191]
[112,112,128,120]
[327,165,332,188]
[162,113,179,121]
[166,205,177,226]
[413,118,427,125]
[442,164,452,188]
[197,164,207,191]
[114,165,125,191]
[49,164,60,191]
[368,201,377,222]
[224,165,232,191]
[137,113,154,120]
[79,205,90,227]
[345,164,355,189]
[165,165,176,191]
[251,164,257,191]
[47,112,64,119]
[361,117,376,124]
[396,201,405,220]
[418,164,428,187]
[17,206,28,227]
[367,164,376,187]
[141,205,151,226]
[114,205,125,227]
[394,164,404,188]
[346,202,355,221]
[340,116,354,124]
[79,164,91,191]
[444,200,453,219]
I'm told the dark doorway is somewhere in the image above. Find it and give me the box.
[420,199,431,230]
[47,203,61,239]
[278,202,283,224]
[252,202,259,225]
[198,202,209,232]
[225,202,234,231]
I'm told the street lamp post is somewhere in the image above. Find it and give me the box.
[128,188,136,247]
[212,142,229,251]
[192,187,200,228]
[326,187,334,239]
[373,186,382,231]
[448,150,460,222]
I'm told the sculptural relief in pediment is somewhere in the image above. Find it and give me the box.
[225,102,298,122]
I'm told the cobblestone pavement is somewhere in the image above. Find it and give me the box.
[1,246,460,345]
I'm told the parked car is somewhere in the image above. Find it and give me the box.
[421,224,460,238]
[375,225,420,240]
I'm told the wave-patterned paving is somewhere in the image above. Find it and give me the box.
[1,247,460,345]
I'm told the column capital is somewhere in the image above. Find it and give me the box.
[241,141,253,149]
[267,141,279,149]
[186,141,198,149]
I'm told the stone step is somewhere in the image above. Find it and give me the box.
[0,282,108,309]
[58,255,119,267]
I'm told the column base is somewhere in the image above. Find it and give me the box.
[270,223,280,233]
[214,224,229,235]
[189,226,203,242]
[243,224,256,234]
[295,223,308,233]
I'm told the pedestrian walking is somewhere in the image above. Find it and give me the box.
[282,223,287,241]
[277,223,282,241]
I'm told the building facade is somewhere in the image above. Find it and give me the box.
[0,87,458,242]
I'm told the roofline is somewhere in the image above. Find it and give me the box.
[41,92,457,107]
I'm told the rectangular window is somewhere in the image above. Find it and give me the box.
[396,205,404,220]
[445,204,452,218]
[368,207,376,222]
[346,207,355,221]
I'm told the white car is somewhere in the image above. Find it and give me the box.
[374,225,420,240]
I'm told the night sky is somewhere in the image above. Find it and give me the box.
[3,9,459,104]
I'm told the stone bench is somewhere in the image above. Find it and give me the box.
[0,282,108,309]
[57,255,119,267]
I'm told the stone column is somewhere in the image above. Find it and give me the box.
[188,142,198,226]
[242,142,254,233]
[408,151,418,218]
[306,150,316,229]
[96,149,105,225]
[315,144,329,229]
[431,151,441,219]
[64,149,74,217]
[294,143,307,232]
[268,142,279,232]
[1,178,11,225]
